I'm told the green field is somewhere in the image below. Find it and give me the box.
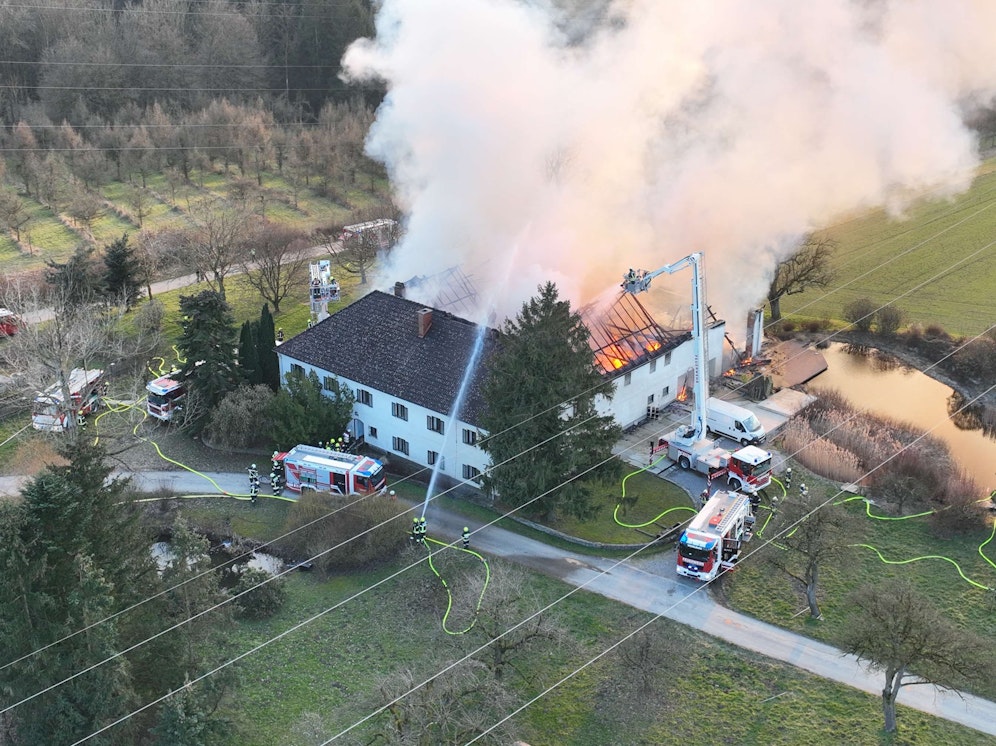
[211,557,993,746]
[781,158,996,336]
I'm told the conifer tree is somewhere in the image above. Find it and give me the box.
[101,233,143,309]
[177,290,238,429]
[238,319,262,385]
[479,282,621,520]
[257,303,280,390]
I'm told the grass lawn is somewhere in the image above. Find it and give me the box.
[781,156,996,336]
[724,483,996,698]
[211,557,995,746]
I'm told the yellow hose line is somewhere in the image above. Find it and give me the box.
[424,536,491,635]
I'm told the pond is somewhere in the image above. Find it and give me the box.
[804,342,996,491]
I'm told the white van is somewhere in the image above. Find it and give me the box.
[707,397,766,446]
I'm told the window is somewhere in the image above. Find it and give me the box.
[356,388,373,407]
[323,375,337,391]
[647,394,655,405]
[663,385,670,397]
[427,415,445,434]
[462,428,477,446]
[290,363,304,375]
[427,450,438,465]
[368,426,378,439]
[624,372,632,385]
[392,402,409,421]
[462,464,481,482]
[665,351,672,365]
[392,436,409,456]
[650,358,657,373]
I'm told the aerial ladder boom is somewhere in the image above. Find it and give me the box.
[621,251,709,440]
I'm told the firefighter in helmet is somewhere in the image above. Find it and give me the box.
[462,526,470,550]
[410,517,419,543]
[417,517,427,544]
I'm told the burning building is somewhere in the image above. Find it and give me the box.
[581,291,727,430]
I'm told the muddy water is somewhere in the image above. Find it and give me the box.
[804,342,996,490]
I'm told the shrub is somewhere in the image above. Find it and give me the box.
[204,384,275,450]
[805,319,821,333]
[924,323,949,340]
[842,297,876,332]
[929,483,987,538]
[875,305,904,335]
[277,492,408,573]
[233,566,286,620]
[946,336,996,382]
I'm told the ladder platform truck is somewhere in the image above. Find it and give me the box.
[308,259,340,324]
[274,444,386,496]
[651,436,772,494]
[676,489,755,581]
[32,368,105,432]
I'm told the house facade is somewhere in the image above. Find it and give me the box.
[275,289,726,487]
[275,291,495,488]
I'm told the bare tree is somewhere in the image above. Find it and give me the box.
[767,233,836,321]
[840,580,994,734]
[472,564,567,682]
[66,190,104,236]
[375,661,516,746]
[320,208,398,286]
[0,191,31,242]
[237,223,309,312]
[763,489,854,619]
[186,196,256,301]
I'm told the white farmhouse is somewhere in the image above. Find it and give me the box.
[275,289,726,487]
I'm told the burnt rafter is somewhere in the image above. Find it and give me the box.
[581,291,684,376]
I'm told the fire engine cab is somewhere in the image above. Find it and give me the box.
[275,444,386,496]
[146,373,186,422]
[31,368,105,432]
[676,490,755,581]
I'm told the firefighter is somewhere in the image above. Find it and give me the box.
[271,451,280,471]
[799,483,809,497]
[276,328,284,343]
[410,517,419,543]
[462,526,470,550]
[77,411,87,428]
[784,466,793,490]
[417,517,427,545]
[249,478,259,504]
[270,471,282,494]
[248,463,260,491]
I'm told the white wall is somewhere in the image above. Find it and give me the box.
[596,322,727,430]
[276,355,490,485]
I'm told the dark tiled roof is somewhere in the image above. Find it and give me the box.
[277,291,498,426]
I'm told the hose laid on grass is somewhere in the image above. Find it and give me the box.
[612,452,696,529]
[424,536,491,635]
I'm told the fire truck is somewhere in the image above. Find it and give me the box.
[0,308,21,337]
[275,444,386,496]
[31,368,105,432]
[651,437,772,494]
[676,490,755,581]
[146,373,186,422]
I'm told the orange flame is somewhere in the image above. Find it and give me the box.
[676,386,689,402]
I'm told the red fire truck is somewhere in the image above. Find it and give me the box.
[146,374,187,422]
[275,445,386,496]
[676,490,755,581]
[0,308,21,337]
[31,368,105,432]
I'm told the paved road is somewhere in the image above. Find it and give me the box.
[1,467,994,736]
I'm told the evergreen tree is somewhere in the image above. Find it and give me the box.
[257,303,280,391]
[150,683,227,746]
[266,369,355,449]
[479,282,621,520]
[177,290,238,430]
[45,244,102,308]
[237,320,262,385]
[101,233,143,309]
[0,444,157,744]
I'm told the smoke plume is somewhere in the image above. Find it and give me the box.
[342,0,996,327]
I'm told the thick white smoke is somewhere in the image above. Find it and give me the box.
[342,0,996,327]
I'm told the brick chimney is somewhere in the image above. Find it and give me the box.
[417,308,433,338]
[394,281,406,299]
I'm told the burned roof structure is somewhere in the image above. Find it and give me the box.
[580,291,689,376]
[394,266,479,318]
[277,290,497,426]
